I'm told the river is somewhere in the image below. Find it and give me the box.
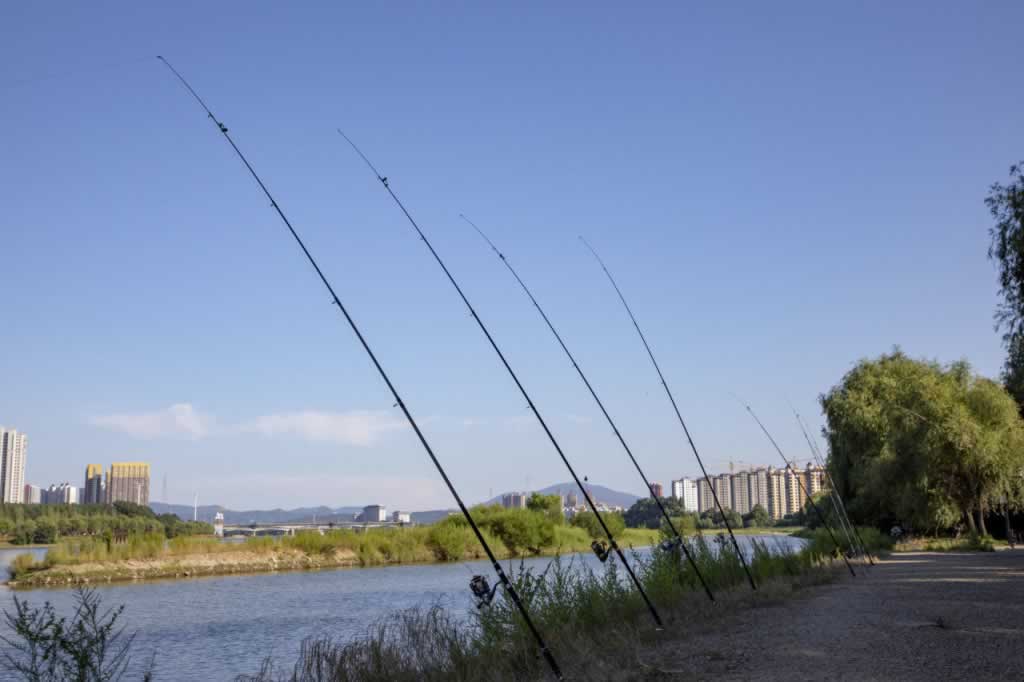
[0,535,804,680]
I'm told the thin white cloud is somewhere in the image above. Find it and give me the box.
[217,473,452,510]
[236,410,407,446]
[89,405,407,446]
[89,403,213,439]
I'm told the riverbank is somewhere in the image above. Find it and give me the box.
[6,526,662,588]
[238,536,831,681]
[239,549,1024,680]
[632,550,1024,680]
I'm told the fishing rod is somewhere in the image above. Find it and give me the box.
[156,58,563,680]
[794,409,875,566]
[462,215,715,603]
[785,402,863,564]
[734,397,857,577]
[580,238,758,591]
[793,412,866,566]
[338,131,665,631]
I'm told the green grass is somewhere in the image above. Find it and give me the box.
[239,537,831,682]
[893,533,998,553]
[796,525,892,559]
[8,521,665,583]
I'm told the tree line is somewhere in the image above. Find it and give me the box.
[0,501,213,545]
[622,496,783,533]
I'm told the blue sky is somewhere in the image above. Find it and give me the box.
[2,2,1021,510]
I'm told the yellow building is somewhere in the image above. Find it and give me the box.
[106,462,150,505]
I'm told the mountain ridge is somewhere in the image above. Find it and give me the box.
[150,481,640,525]
[484,481,641,509]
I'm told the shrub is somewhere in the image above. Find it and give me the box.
[426,524,472,561]
[8,553,38,580]
[570,511,625,539]
[1,588,152,680]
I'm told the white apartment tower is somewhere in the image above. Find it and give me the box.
[671,478,699,513]
[696,477,715,513]
[1,428,27,504]
[731,470,751,515]
[713,474,733,512]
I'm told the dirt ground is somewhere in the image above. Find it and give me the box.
[635,551,1024,680]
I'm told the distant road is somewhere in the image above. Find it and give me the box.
[641,550,1024,680]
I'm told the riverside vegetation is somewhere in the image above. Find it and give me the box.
[0,501,211,546]
[239,530,845,680]
[3,527,843,681]
[7,496,660,587]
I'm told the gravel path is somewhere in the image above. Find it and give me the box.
[640,551,1024,680]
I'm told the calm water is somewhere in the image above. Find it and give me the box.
[0,535,803,681]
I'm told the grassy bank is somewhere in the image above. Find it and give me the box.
[239,537,834,681]
[7,522,661,588]
[892,533,1000,553]
[790,525,892,558]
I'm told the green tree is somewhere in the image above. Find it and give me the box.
[986,161,1024,409]
[570,511,625,539]
[525,493,564,526]
[624,496,689,529]
[112,501,155,519]
[743,504,770,528]
[32,518,58,544]
[821,350,1024,533]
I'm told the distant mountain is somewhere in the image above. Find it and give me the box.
[484,482,641,509]
[150,502,459,526]
[150,502,361,525]
[150,482,640,527]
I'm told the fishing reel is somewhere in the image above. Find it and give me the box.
[469,575,500,609]
[659,537,682,553]
[591,539,612,563]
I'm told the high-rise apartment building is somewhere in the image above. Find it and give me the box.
[713,474,733,512]
[766,467,786,520]
[105,462,150,505]
[41,483,79,505]
[784,467,806,516]
[0,428,27,504]
[84,464,104,504]
[696,477,714,513]
[806,465,826,498]
[501,492,528,509]
[23,484,41,504]
[671,478,699,513]
[731,470,751,515]
[749,468,770,512]
[649,482,664,499]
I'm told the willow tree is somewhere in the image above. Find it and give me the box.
[987,161,1024,409]
[821,350,1024,534]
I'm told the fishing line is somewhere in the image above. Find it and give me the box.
[580,237,759,591]
[157,57,563,680]
[339,130,666,631]
[462,214,715,603]
[731,394,857,578]
[791,405,874,566]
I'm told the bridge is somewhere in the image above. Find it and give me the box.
[221,520,409,537]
